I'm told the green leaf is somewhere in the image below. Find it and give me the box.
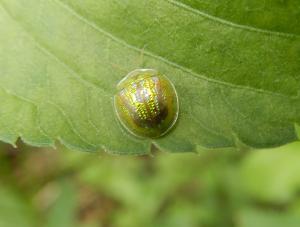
[45,181,78,227]
[0,0,299,154]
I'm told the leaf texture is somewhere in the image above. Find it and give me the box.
[0,0,299,154]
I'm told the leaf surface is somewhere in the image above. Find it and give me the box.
[0,0,299,154]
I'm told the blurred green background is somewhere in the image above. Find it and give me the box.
[0,142,300,227]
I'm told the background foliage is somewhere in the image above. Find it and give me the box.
[0,142,300,227]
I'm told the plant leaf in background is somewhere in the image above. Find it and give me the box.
[0,0,299,154]
[241,142,300,203]
[0,142,300,226]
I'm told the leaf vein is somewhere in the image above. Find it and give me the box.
[0,86,53,146]
[0,85,97,150]
[0,2,110,96]
[54,0,294,99]
[166,0,299,39]
[47,101,98,149]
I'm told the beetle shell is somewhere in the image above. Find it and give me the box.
[114,69,179,138]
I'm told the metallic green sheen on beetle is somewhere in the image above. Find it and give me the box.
[114,69,179,138]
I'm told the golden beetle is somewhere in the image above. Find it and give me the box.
[114,69,179,138]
